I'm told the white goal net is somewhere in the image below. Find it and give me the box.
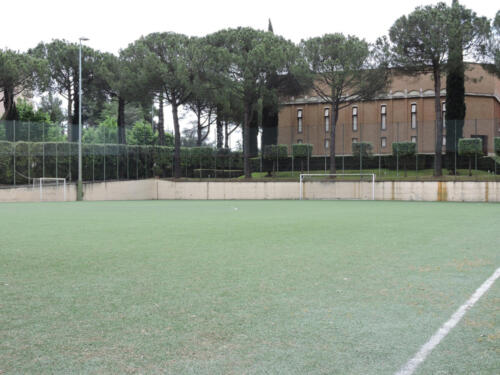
[299,173,376,200]
[32,178,67,201]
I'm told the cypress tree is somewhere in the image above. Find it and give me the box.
[446,0,466,172]
[260,18,279,150]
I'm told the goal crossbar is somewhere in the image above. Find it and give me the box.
[299,173,375,200]
[32,177,67,201]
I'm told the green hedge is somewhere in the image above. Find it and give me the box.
[392,142,416,157]
[495,137,500,156]
[352,142,374,158]
[458,138,483,157]
[0,141,247,184]
[263,144,288,160]
[292,144,313,158]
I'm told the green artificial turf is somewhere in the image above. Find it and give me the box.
[0,200,499,374]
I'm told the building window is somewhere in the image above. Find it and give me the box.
[411,136,417,143]
[352,107,358,132]
[352,138,358,144]
[381,137,387,148]
[324,139,329,149]
[411,103,417,129]
[442,102,446,128]
[381,105,387,130]
[297,109,303,133]
[324,108,330,132]
[297,139,303,144]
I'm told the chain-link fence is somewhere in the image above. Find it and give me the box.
[1,119,499,186]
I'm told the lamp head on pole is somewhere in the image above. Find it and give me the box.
[79,37,89,43]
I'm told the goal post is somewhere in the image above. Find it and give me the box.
[299,173,376,201]
[32,177,67,201]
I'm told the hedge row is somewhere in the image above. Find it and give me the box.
[0,142,247,184]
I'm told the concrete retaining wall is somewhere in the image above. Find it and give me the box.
[0,179,498,202]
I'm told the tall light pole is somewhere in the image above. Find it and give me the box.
[77,37,89,201]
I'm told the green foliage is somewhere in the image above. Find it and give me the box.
[352,142,374,158]
[392,142,417,157]
[263,144,288,160]
[30,40,97,136]
[292,144,313,158]
[127,120,158,145]
[495,137,500,155]
[0,48,48,121]
[17,99,51,124]
[206,27,308,177]
[301,33,388,173]
[458,138,483,156]
[39,93,65,124]
[82,116,118,144]
[0,140,247,184]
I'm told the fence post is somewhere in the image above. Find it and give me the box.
[360,124,363,174]
[42,123,45,179]
[474,119,478,172]
[342,123,345,173]
[28,121,31,182]
[396,122,400,177]
[104,129,106,182]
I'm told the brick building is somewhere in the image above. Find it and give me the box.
[278,63,500,156]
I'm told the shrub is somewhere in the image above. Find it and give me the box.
[458,138,483,176]
[494,137,500,156]
[458,138,483,157]
[392,142,416,157]
[263,144,288,160]
[292,144,313,158]
[352,142,374,158]
[392,142,416,177]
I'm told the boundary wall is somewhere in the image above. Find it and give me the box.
[0,179,499,202]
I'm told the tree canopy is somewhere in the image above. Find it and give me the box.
[301,33,389,173]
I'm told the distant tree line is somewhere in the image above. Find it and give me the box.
[0,2,497,177]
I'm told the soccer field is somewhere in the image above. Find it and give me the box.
[1,200,499,374]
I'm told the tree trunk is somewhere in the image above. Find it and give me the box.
[329,104,337,175]
[216,107,223,149]
[66,86,73,141]
[3,87,18,141]
[249,115,259,157]
[433,66,443,176]
[158,94,165,146]
[71,76,79,143]
[172,101,182,178]
[196,108,202,147]
[224,121,229,149]
[404,158,408,178]
[117,97,126,144]
[243,105,251,178]
[469,157,472,176]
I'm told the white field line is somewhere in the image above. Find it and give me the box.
[395,267,500,375]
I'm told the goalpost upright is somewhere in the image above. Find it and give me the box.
[32,177,67,201]
[299,173,376,201]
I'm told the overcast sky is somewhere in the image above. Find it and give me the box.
[2,0,497,53]
[2,0,497,144]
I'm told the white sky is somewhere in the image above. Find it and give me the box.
[2,0,497,53]
[1,0,498,144]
